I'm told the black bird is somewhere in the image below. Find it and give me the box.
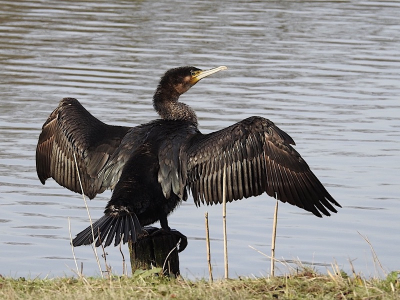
[36,66,340,249]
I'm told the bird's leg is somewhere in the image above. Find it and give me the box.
[159,215,171,231]
[147,214,170,237]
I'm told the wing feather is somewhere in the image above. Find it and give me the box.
[36,98,130,199]
[185,116,340,217]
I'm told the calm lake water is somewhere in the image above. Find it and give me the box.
[1,0,399,279]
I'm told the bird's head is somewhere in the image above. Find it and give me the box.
[160,66,227,96]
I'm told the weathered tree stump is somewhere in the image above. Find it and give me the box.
[128,227,187,277]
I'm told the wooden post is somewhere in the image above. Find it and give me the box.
[128,227,183,277]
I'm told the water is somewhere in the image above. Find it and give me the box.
[1,0,399,279]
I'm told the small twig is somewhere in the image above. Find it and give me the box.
[271,199,279,277]
[222,166,228,279]
[162,238,181,274]
[248,245,270,258]
[248,245,297,273]
[357,231,386,276]
[205,212,213,283]
[348,258,358,278]
[96,227,112,278]
[119,242,126,276]
[100,237,111,278]
[73,153,103,278]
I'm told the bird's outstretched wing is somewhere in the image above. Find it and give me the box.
[36,98,130,199]
[185,116,340,217]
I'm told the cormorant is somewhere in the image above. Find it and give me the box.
[36,66,341,249]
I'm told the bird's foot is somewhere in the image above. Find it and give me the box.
[143,226,188,252]
[142,226,160,237]
[169,229,188,252]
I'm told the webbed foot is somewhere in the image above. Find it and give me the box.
[143,226,188,252]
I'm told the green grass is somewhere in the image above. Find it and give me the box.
[1,268,399,300]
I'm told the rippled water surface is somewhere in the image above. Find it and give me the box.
[1,0,399,279]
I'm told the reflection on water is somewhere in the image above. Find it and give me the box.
[1,0,399,279]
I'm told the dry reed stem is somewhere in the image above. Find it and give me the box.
[222,166,228,279]
[205,212,213,283]
[327,269,339,284]
[271,200,278,277]
[68,217,81,278]
[357,231,386,276]
[73,153,103,278]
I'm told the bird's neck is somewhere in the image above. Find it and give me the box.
[153,88,198,125]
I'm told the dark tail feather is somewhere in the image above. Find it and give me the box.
[72,213,143,247]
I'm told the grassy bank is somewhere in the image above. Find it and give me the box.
[1,268,399,300]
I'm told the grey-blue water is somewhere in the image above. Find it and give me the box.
[1,0,399,279]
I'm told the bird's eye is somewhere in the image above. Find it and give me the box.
[190,70,197,76]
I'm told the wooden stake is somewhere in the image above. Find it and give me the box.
[222,166,228,279]
[205,212,213,283]
[129,227,181,277]
[271,199,278,277]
